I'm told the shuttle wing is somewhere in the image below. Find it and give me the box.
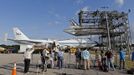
[8,39,42,44]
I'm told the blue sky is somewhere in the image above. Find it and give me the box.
[0,0,134,44]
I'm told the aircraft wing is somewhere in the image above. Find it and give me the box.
[8,39,42,44]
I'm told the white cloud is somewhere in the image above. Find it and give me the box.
[82,6,89,11]
[75,0,84,4]
[48,10,67,20]
[48,11,60,18]
[115,0,124,6]
[48,22,53,26]
[48,21,61,26]
[55,14,60,18]
[55,21,60,25]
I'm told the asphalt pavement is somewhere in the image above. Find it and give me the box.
[0,53,130,75]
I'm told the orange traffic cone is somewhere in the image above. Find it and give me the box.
[11,63,16,75]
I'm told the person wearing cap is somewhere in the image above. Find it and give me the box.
[23,45,34,74]
[105,49,115,71]
[119,48,126,69]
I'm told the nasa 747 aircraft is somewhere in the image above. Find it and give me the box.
[8,27,94,52]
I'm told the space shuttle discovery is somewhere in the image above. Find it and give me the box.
[8,27,94,52]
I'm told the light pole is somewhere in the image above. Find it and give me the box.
[127,9,131,60]
[105,11,111,50]
[101,7,111,50]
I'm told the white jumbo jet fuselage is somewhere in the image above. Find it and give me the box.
[9,27,93,52]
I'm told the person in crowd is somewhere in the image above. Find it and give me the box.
[75,48,81,69]
[49,48,55,68]
[119,48,126,69]
[100,50,106,70]
[24,45,34,74]
[90,50,95,68]
[95,50,101,69]
[132,50,134,61]
[40,46,49,72]
[100,50,105,67]
[53,50,58,67]
[52,41,56,49]
[100,50,108,72]
[57,48,64,69]
[105,49,115,71]
[81,48,90,70]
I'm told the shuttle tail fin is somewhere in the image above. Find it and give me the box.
[13,27,29,40]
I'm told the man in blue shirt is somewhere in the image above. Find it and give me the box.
[132,51,134,61]
[81,48,90,70]
[119,48,126,69]
[57,48,64,69]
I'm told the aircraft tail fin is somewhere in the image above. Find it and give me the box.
[13,27,29,40]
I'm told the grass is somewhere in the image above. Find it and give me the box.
[89,50,134,70]
[113,55,134,70]
[125,57,134,70]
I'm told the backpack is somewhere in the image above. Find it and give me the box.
[127,68,134,74]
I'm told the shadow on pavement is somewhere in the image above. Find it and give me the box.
[53,72,73,75]
[0,62,38,73]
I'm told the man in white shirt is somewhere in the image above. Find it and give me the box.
[81,48,90,70]
[24,45,34,74]
[40,47,49,72]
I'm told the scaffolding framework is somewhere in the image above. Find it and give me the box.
[64,10,132,51]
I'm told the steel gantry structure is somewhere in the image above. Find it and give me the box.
[64,10,132,51]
